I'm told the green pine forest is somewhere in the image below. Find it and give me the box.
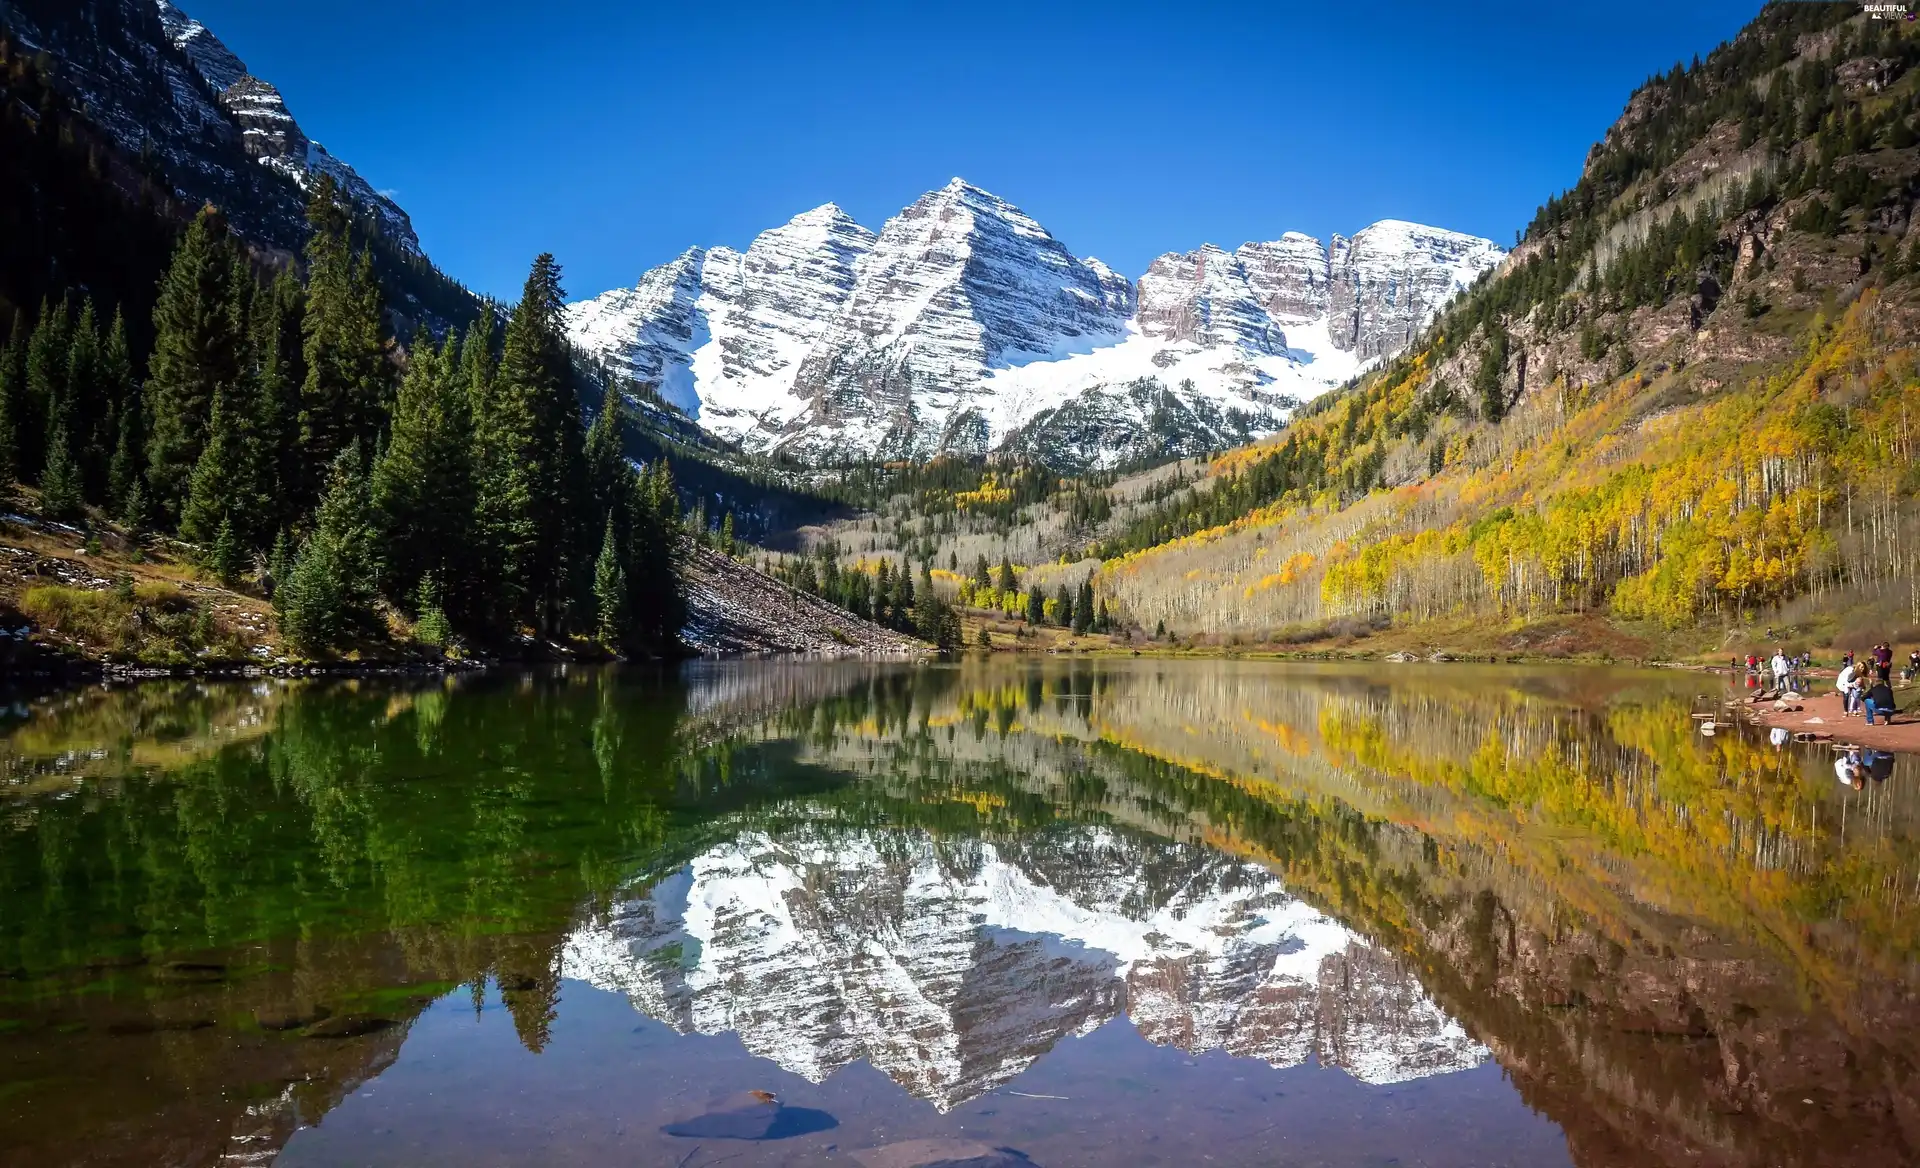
[0,178,685,658]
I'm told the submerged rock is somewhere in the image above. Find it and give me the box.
[660,1091,837,1140]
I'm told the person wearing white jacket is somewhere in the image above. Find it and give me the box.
[1838,661,1862,715]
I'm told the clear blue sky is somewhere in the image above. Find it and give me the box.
[181,0,1765,302]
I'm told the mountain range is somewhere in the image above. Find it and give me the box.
[562,822,1485,1109]
[2,1,1504,474]
[567,182,1504,467]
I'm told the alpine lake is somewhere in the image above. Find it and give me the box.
[2,659,1917,1168]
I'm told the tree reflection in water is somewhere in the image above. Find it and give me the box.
[0,660,1915,1167]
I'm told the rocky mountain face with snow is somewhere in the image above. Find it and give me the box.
[569,181,1503,467]
[3,0,420,255]
[563,823,1485,1109]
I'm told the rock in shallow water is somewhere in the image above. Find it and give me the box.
[659,1091,837,1140]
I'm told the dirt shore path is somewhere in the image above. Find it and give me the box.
[1734,679,1920,752]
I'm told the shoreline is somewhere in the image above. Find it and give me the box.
[1730,680,1920,754]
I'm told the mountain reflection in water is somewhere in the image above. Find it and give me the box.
[0,660,1916,1168]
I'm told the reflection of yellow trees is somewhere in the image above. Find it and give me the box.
[1313,692,1920,994]
[898,661,1920,1016]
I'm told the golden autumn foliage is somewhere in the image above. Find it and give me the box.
[1103,294,1920,636]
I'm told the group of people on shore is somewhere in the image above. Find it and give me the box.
[1834,643,1909,725]
[1735,649,1811,693]
[1734,644,1916,727]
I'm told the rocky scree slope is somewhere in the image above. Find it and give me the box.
[679,543,925,657]
[568,179,1502,467]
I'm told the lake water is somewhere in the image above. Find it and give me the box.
[2,660,1917,1168]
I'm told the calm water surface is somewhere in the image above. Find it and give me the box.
[2,660,1917,1167]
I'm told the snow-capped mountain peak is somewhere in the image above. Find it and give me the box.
[566,182,1505,467]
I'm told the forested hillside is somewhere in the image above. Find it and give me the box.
[0,174,687,658]
[1083,2,1920,652]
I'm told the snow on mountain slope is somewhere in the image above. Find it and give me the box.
[563,824,1485,1109]
[773,180,1137,461]
[567,181,1504,466]
[568,206,877,438]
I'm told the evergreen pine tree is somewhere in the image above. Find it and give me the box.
[23,298,71,483]
[0,312,23,491]
[461,311,496,418]
[1055,582,1073,629]
[146,208,245,519]
[267,529,295,600]
[299,176,390,501]
[253,271,305,532]
[487,254,588,635]
[997,555,1016,593]
[372,330,475,617]
[97,308,135,503]
[210,515,244,584]
[38,421,83,520]
[414,576,453,649]
[180,386,250,550]
[622,461,685,653]
[109,388,146,514]
[121,480,150,547]
[1073,577,1095,634]
[1025,584,1044,625]
[62,300,111,501]
[892,558,915,633]
[593,514,627,650]
[913,568,942,641]
[583,382,626,519]
[279,444,377,654]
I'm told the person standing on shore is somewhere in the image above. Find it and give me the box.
[1771,649,1792,693]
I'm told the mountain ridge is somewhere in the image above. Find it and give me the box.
[568,181,1504,467]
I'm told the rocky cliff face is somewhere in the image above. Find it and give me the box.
[562,823,1484,1109]
[568,183,1502,465]
[3,0,419,256]
[568,205,877,436]
[156,1,420,252]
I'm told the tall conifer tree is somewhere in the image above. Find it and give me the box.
[180,385,250,550]
[0,313,22,490]
[279,443,377,653]
[96,308,135,504]
[372,330,475,617]
[23,298,71,483]
[300,176,389,500]
[485,254,586,635]
[62,300,107,501]
[146,207,245,518]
